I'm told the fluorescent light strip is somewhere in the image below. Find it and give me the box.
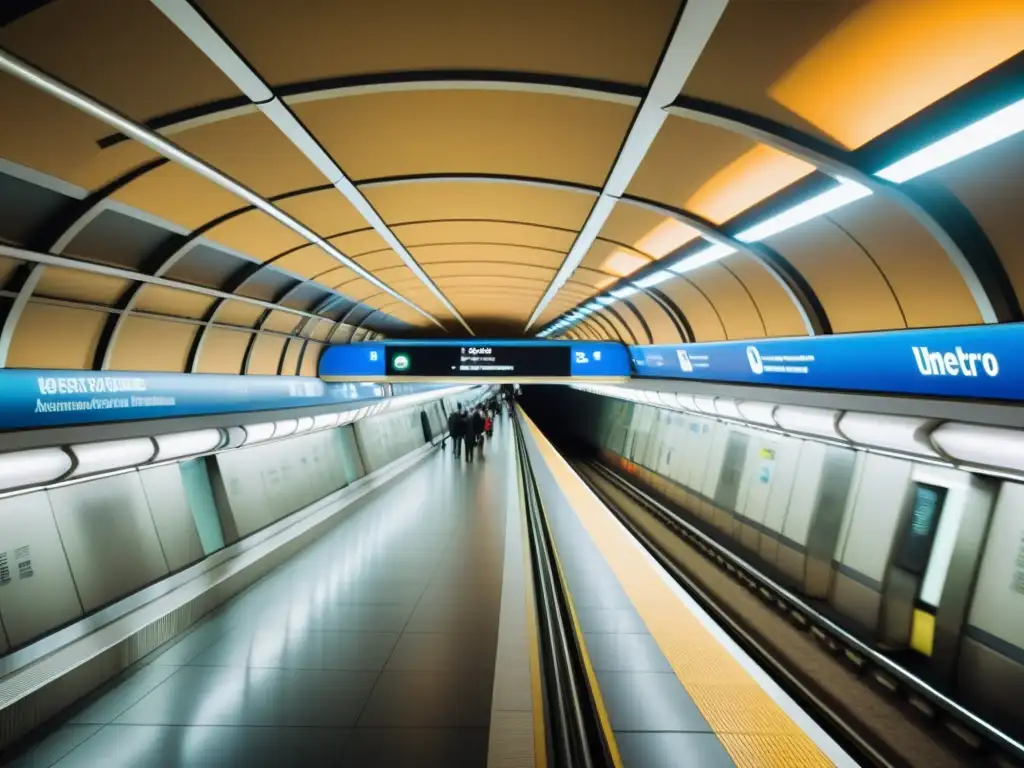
[634,270,674,288]
[877,96,1024,183]
[736,179,872,243]
[149,1,464,333]
[597,296,617,306]
[611,286,639,299]
[670,241,737,274]
[0,48,441,329]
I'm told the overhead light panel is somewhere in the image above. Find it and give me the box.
[670,241,737,274]
[876,96,1024,183]
[597,296,616,306]
[611,286,639,299]
[634,270,675,288]
[736,179,872,243]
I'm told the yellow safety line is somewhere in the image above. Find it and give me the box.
[521,411,835,768]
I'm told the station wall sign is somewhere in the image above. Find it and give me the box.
[630,323,1024,402]
[0,370,387,431]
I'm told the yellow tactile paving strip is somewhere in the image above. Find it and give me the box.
[521,411,835,768]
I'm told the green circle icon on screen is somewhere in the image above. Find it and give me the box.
[392,354,410,371]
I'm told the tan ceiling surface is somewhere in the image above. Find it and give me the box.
[0,0,1020,376]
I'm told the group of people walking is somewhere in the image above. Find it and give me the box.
[446,395,505,463]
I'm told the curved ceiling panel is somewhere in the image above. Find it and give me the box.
[196,0,681,87]
[392,221,578,253]
[684,263,767,340]
[828,195,983,327]
[162,111,326,196]
[365,182,595,231]
[295,91,634,186]
[720,253,808,338]
[110,163,246,229]
[0,0,241,119]
[659,278,728,341]
[626,118,754,210]
[932,131,1024,302]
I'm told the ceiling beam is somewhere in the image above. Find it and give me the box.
[150,0,473,335]
[669,95,1019,324]
[523,0,729,330]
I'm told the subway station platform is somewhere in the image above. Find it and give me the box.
[6,417,524,768]
[5,411,855,767]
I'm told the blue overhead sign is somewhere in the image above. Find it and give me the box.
[0,370,387,432]
[630,323,1024,402]
[319,340,630,379]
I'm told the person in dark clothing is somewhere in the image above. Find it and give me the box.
[467,408,485,463]
[448,408,466,457]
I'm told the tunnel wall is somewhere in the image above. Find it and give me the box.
[0,393,475,654]
[536,387,1024,738]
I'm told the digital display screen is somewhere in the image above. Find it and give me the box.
[385,344,571,377]
[894,483,947,578]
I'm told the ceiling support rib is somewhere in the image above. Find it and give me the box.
[150,0,472,335]
[524,0,729,330]
[645,287,692,343]
[669,96,1019,325]
[0,45,442,335]
[582,310,624,344]
[0,264,45,368]
[601,304,640,346]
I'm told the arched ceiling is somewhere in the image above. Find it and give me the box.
[0,0,1021,376]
